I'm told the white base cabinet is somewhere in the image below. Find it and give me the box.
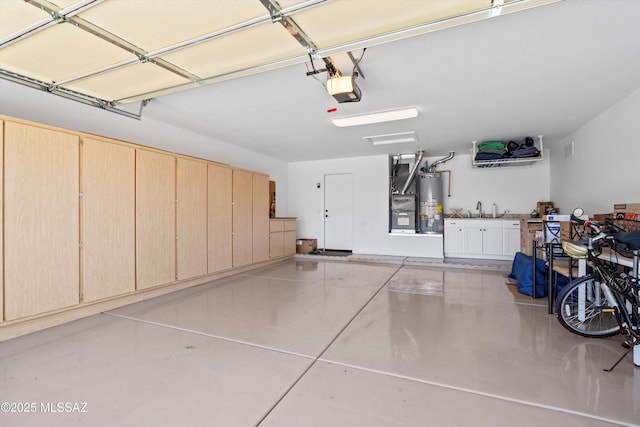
[503,221,522,257]
[443,220,464,254]
[445,219,520,260]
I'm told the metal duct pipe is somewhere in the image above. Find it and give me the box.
[401,150,424,195]
[427,151,454,173]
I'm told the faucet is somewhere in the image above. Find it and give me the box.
[476,201,482,217]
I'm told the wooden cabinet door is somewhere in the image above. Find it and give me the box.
[232,169,253,267]
[177,158,208,279]
[269,219,283,258]
[0,120,3,322]
[82,138,135,302]
[208,164,233,273]
[283,219,297,255]
[4,122,79,320]
[270,232,285,258]
[136,149,176,289]
[252,173,269,263]
[284,231,297,255]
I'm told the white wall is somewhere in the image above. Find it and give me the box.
[288,155,432,257]
[551,87,640,216]
[0,80,290,216]
[287,151,550,258]
[435,151,550,217]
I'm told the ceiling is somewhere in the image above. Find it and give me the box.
[2,0,640,162]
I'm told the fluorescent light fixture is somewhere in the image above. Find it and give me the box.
[363,131,417,145]
[332,107,418,127]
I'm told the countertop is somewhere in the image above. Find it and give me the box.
[445,213,539,220]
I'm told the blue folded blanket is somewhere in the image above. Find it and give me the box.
[511,148,540,158]
[475,152,506,161]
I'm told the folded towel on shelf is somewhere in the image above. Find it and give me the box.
[474,152,506,161]
[510,147,541,158]
[478,148,506,155]
[477,141,506,153]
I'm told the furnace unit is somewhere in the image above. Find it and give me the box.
[389,151,454,234]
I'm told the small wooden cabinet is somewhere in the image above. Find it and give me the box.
[270,218,297,258]
[284,220,297,256]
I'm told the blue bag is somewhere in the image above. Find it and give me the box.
[508,252,547,298]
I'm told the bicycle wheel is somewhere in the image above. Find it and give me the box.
[555,274,621,338]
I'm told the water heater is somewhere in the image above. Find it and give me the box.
[418,173,444,234]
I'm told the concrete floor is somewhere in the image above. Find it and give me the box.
[1,259,638,426]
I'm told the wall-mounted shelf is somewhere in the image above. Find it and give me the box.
[471,135,543,168]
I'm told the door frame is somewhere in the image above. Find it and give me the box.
[323,173,354,251]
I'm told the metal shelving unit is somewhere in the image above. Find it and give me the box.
[471,135,543,168]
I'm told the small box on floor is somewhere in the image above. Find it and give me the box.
[296,238,317,254]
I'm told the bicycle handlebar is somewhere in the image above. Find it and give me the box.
[570,214,601,234]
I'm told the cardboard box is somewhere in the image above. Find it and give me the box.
[537,201,554,216]
[614,203,640,214]
[613,203,640,223]
[544,215,573,241]
[296,238,317,254]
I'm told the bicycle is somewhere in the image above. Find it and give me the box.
[554,214,640,369]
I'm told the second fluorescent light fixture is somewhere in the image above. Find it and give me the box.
[332,107,418,127]
[363,131,417,145]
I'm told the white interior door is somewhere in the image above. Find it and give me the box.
[324,173,353,251]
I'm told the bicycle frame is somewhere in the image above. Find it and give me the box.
[585,246,640,339]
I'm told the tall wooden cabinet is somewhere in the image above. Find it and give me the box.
[0,120,3,323]
[177,158,208,280]
[208,164,233,273]
[4,122,80,320]
[232,169,253,267]
[252,173,270,263]
[136,149,176,289]
[81,137,136,302]
[0,115,278,340]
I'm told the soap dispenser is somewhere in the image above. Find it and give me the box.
[492,203,497,218]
